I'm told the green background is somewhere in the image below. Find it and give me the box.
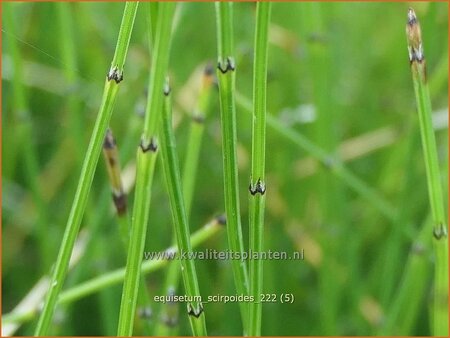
[2,1,448,335]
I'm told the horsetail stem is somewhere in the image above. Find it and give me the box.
[102,128,152,334]
[160,81,207,336]
[117,3,175,336]
[248,3,271,336]
[34,3,138,335]
[406,8,448,336]
[156,63,215,336]
[215,2,249,333]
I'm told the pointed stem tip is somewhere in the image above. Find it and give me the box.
[407,7,417,26]
[406,8,424,63]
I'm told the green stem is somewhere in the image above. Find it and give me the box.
[34,3,138,335]
[248,3,271,336]
[160,84,207,336]
[155,64,214,336]
[116,3,175,336]
[3,220,223,327]
[406,9,448,336]
[215,2,249,333]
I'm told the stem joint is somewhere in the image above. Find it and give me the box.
[217,57,236,74]
[433,223,448,240]
[249,178,266,196]
[140,137,158,153]
[187,303,204,318]
[107,66,123,84]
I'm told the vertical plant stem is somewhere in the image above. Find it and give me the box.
[102,129,129,245]
[116,3,175,336]
[155,64,214,336]
[102,129,152,334]
[34,3,138,335]
[248,3,271,336]
[215,2,249,333]
[406,8,448,336]
[160,82,207,336]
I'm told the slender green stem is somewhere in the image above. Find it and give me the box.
[406,9,448,336]
[148,4,177,335]
[160,83,207,336]
[155,64,214,336]
[115,80,157,337]
[215,2,249,333]
[148,2,159,48]
[3,219,223,327]
[117,3,175,336]
[63,114,142,297]
[142,4,175,141]
[216,2,233,64]
[34,3,138,335]
[248,3,271,336]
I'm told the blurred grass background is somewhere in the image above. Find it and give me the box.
[2,1,448,336]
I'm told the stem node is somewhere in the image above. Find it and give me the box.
[139,137,158,153]
[107,66,124,83]
[217,57,236,74]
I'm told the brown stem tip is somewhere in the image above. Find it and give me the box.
[406,8,424,63]
[103,129,116,149]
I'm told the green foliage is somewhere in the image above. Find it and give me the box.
[2,2,448,336]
